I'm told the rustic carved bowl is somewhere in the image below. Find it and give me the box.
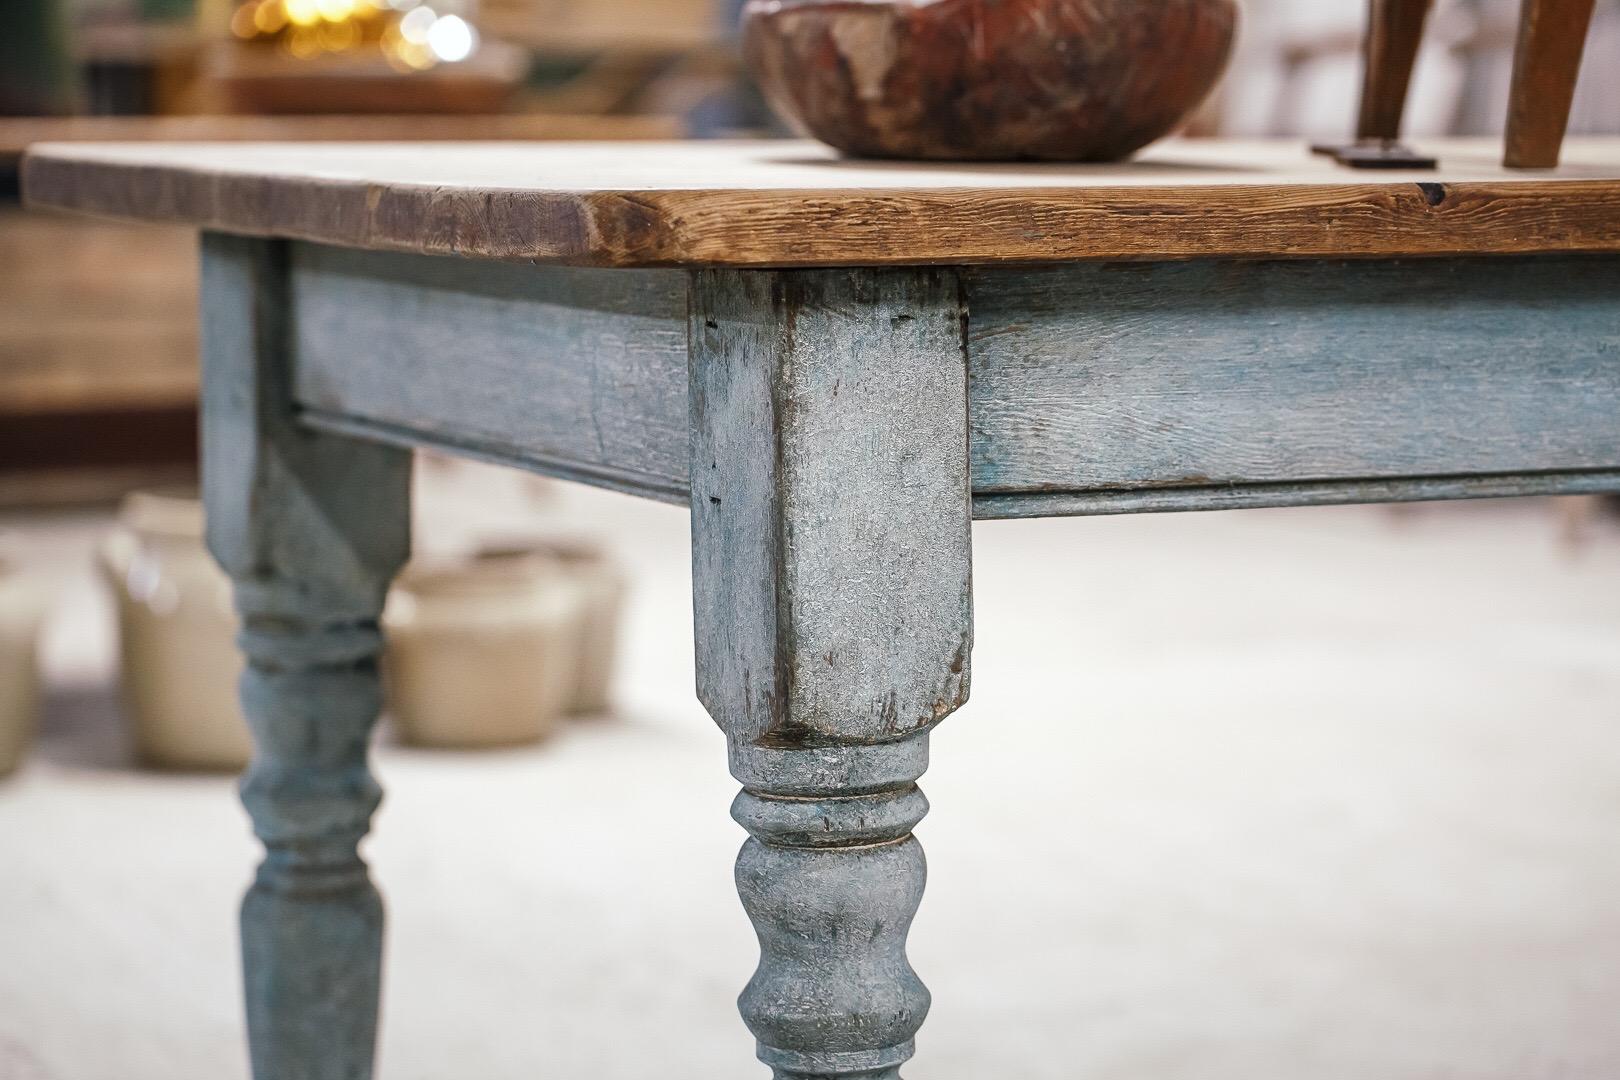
[742,0,1240,162]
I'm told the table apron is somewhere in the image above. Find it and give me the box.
[288,242,692,503]
[280,242,1620,516]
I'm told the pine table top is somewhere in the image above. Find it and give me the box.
[23,137,1620,267]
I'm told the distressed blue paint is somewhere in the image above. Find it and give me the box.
[689,268,973,1079]
[967,255,1620,496]
[284,245,1620,517]
[203,233,412,1080]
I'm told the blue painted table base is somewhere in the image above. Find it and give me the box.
[200,233,1620,1079]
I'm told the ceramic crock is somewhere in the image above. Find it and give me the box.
[383,547,591,748]
[532,539,625,717]
[98,490,253,771]
[0,548,50,777]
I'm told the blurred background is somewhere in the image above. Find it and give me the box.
[3,1,1620,1078]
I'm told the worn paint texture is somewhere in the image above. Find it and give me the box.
[272,245,1620,520]
[187,231,1620,1080]
[290,244,689,502]
[689,267,974,1077]
[967,256,1620,501]
[202,233,412,1080]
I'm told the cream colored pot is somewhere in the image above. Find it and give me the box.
[531,539,625,717]
[383,549,589,749]
[99,490,252,772]
[0,552,50,778]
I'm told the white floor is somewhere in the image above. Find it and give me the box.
[3,478,1620,1080]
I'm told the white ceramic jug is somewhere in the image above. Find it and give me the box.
[98,490,252,771]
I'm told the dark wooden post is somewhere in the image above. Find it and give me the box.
[1313,0,1438,169]
[1504,0,1598,168]
[1356,0,1436,141]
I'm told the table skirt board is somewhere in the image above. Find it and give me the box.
[290,243,691,500]
[284,241,1620,516]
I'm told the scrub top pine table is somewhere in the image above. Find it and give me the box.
[25,137,1620,1079]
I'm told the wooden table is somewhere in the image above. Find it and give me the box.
[23,137,1620,1079]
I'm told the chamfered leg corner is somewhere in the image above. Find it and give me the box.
[688,265,974,1076]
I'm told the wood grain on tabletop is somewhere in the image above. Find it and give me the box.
[22,138,1620,266]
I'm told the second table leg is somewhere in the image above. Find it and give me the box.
[201,233,413,1080]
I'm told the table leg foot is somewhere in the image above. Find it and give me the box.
[234,595,395,1080]
[732,742,932,1079]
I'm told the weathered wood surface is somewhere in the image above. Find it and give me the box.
[283,245,1620,515]
[202,233,412,1080]
[23,138,1620,266]
[689,268,973,1078]
[1504,0,1597,169]
[290,244,688,501]
[174,201,1620,1080]
[966,255,1620,496]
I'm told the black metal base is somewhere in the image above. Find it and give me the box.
[1311,138,1438,170]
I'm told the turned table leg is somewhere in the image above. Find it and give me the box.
[689,268,973,1077]
[201,234,412,1080]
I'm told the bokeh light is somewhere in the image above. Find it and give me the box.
[227,0,480,68]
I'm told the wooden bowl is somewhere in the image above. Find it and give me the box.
[742,0,1239,162]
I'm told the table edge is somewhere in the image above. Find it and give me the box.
[23,145,1620,267]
